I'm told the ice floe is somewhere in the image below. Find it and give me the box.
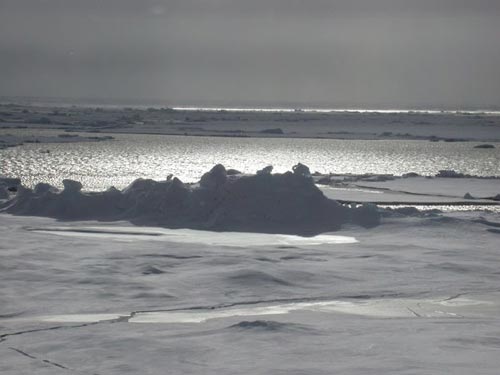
[28,226,358,246]
[18,295,500,325]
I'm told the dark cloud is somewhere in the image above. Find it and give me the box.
[1,0,499,108]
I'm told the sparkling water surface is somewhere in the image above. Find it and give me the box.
[1,132,499,191]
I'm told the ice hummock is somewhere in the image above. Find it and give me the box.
[1,164,380,235]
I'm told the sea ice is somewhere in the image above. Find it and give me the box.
[1,209,500,374]
[28,226,358,246]
[1,164,380,235]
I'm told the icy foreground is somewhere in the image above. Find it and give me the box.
[1,211,500,374]
[1,164,379,235]
[2,165,500,374]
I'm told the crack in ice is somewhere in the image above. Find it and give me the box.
[8,346,102,375]
[1,322,107,374]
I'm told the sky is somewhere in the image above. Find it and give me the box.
[1,0,499,109]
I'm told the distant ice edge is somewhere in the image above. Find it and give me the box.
[0,163,380,235]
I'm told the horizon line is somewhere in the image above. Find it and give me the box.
[1,95,499,115]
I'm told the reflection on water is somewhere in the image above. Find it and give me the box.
[1,133,499,191]
[381,204,500,213]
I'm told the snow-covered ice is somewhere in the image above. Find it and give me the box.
[1,164,381,235]
[1,207,500,374]
[2,103,500,373]
[2,102,500,142]
[319,177,500,207]
[28,226,358,246]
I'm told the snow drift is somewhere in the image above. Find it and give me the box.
[0,164,380,235]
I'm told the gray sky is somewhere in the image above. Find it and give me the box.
[1,0,499,109]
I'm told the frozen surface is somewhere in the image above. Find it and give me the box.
[1,211,500,374]
[320,177,500,206]
[2,103,500,142]
[29,226,358,246]
[1,103,500,190]
[357,177,500,199]
[2,103,500,373]
[1,165,380,235]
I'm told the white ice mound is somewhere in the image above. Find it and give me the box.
[1,164,380,235]
[28,226,358,246]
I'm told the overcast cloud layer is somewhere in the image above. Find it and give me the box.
[1,0,499,108]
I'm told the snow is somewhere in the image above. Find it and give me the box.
[1,211,500,374]
[37,314,127,323]
[356,177,500,199]
[0,128,113,149]
[128,295,500,321]
[2,102,500,141]
[28,226,358,246]
[1,164,381,235]
[319,176,500,206]
[28,295,498,324]
[2,103,500,373]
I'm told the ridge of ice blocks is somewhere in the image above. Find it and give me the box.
[0,164,380,235]
[0,176,20,200]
